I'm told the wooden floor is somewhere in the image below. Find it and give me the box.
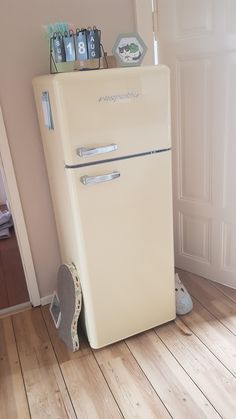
[1,269,236,418]
[0,227,29,309]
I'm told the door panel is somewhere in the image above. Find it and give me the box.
[176,57,212,203]
[68,152,175,347]
[157,0,236,287]
[179,212,211,264]
[222,222,236,274]
[175,0,213,38]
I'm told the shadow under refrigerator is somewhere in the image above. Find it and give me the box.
[33,65,176,349]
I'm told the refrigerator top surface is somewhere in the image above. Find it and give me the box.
[34,65,171,166]
[33,65,169,82]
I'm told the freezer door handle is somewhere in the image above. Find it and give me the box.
[80,171,120,185]
[77,144,118,157]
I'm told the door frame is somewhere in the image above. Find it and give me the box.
[0,107,40,307]
[133,0,155,65]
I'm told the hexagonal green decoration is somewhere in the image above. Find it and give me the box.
[112,33,147,67]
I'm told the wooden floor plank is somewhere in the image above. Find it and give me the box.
[181,296,236,376]
[156,321,236,418]
[12,308,76,419]
[212,282,236,304]
[93,340,170,419]
[0,316,30,418]
[179,269,236,335]
[4,270,236,418]
[0,263,8,309]
[0,228,29,308]
[42,305,122,419]
[126,328,220,418]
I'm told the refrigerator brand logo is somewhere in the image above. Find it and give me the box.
[98,92,140,103]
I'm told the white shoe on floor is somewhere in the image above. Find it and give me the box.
[175,273,193,315]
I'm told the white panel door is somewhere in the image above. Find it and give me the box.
[156,0,236,287]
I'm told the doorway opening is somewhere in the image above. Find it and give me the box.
[0,168,29,310]
[0,107,40,313]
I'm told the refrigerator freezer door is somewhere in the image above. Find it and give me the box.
[52,66,170,166]
[67,151,175,348]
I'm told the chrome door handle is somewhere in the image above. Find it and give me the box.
[77,143,118,158]
[80,171,120,185]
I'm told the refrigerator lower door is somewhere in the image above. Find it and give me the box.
[68,151,175,348]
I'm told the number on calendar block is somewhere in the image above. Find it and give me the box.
[64,30,76,62]
[76,29,88,61]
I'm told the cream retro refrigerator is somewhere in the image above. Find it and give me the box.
[33,65,176,348]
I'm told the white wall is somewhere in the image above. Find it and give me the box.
[0,0,135,297]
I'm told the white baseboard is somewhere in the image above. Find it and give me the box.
[40,294,53,306]
[0,296,54,318]
[0,301,31,318]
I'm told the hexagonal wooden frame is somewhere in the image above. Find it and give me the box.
[112,32,147,67]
